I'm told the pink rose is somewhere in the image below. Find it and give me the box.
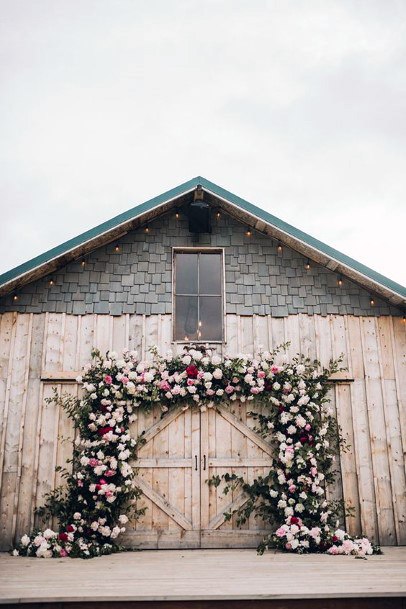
[121,376,129,384]
[59,548,68,557]
[305,424,311,431]
[105,469,116,477]
[206,389,215,396]
[288,484,296,493]
[104,375,112,384]
[271,365,281,374]
[89,458,99,467]
[257,371,265,378]
[311,467,317,477]
[275,526,287,538]
[225,385,234,394]
[250,386,260,394]
[159,380,170,391]
[187,379,195,386]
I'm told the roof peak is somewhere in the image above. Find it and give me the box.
[0,177,404,305]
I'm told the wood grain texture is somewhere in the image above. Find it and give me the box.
[0,547,405,603]
[0,312,405,550]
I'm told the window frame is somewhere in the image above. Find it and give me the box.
[172,247,226,344]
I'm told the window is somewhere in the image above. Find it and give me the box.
[173,250,223,342]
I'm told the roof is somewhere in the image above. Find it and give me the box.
[0,176,405,306]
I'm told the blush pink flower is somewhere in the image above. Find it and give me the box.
[225,385,234,394]
[121,376,129,384]
[104,375,112,384]
[275,526,287,538]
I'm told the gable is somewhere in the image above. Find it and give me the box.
[0,208,402,318]
[0,177,404,310]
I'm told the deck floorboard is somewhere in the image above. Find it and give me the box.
[0,547,405,605]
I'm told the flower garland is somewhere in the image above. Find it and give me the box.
[14,345,379,558]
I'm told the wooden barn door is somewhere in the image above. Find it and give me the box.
[129,402,272,549]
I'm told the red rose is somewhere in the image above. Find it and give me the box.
[186,365,199,379]
[58,532,68,541]
[290,517,300,525]
[66,525,74,532]
[299,435,308,444]
[97,426,114,436]
[332,535,338,542]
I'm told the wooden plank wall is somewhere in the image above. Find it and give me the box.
[0,312,405,550]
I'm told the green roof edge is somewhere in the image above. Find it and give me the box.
[197,176,406,299]
[0,175,405,299]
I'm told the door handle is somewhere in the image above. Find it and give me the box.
[203,455,206,471]
[195,455,198,471]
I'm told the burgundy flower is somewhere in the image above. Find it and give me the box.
[186,365,199,379]
[97,426,114,436]
[66,525,74,532]
[299,435,308,444]
[58,532,68,541]
[290,516,300,525]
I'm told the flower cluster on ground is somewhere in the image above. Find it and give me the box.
[14,345,379,558]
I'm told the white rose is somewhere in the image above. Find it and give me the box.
[182,355,191,365]
[21,534,31,547]
[118,514,129,524]
[213,368,223,380]
[211,355,222,366]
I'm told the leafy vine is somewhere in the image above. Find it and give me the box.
[13,344,379,558]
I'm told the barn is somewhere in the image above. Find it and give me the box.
[0,176,405,557]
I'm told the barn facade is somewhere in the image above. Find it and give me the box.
[0,176,405,551]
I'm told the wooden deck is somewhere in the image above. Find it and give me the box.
[0,547,406,608]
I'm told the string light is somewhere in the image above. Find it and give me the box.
[175,209,180,219]
[114,244,120,252]
[49,279,54,286]
[246,228,252,237]
[305,260,311,270]
[337,276,343,287]
[81,260,86,267]
[216,209,221,219]
[144,225,149,233]
[13,294,18,301]
[277,242,283,253]
[370,297,375,306]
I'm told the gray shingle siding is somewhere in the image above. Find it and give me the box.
[0,212,402,316]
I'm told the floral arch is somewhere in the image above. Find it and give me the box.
[14,345,378,559]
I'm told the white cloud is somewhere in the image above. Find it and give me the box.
[0,0,404,286]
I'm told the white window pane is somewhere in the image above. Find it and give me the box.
[176,253,198,294]
[199,297,222,341]
[199,253,222,295]
[175,295,198,340]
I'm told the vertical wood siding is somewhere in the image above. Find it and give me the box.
[0,312,405,550]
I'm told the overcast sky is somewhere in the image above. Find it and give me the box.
[1,0,405,286]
